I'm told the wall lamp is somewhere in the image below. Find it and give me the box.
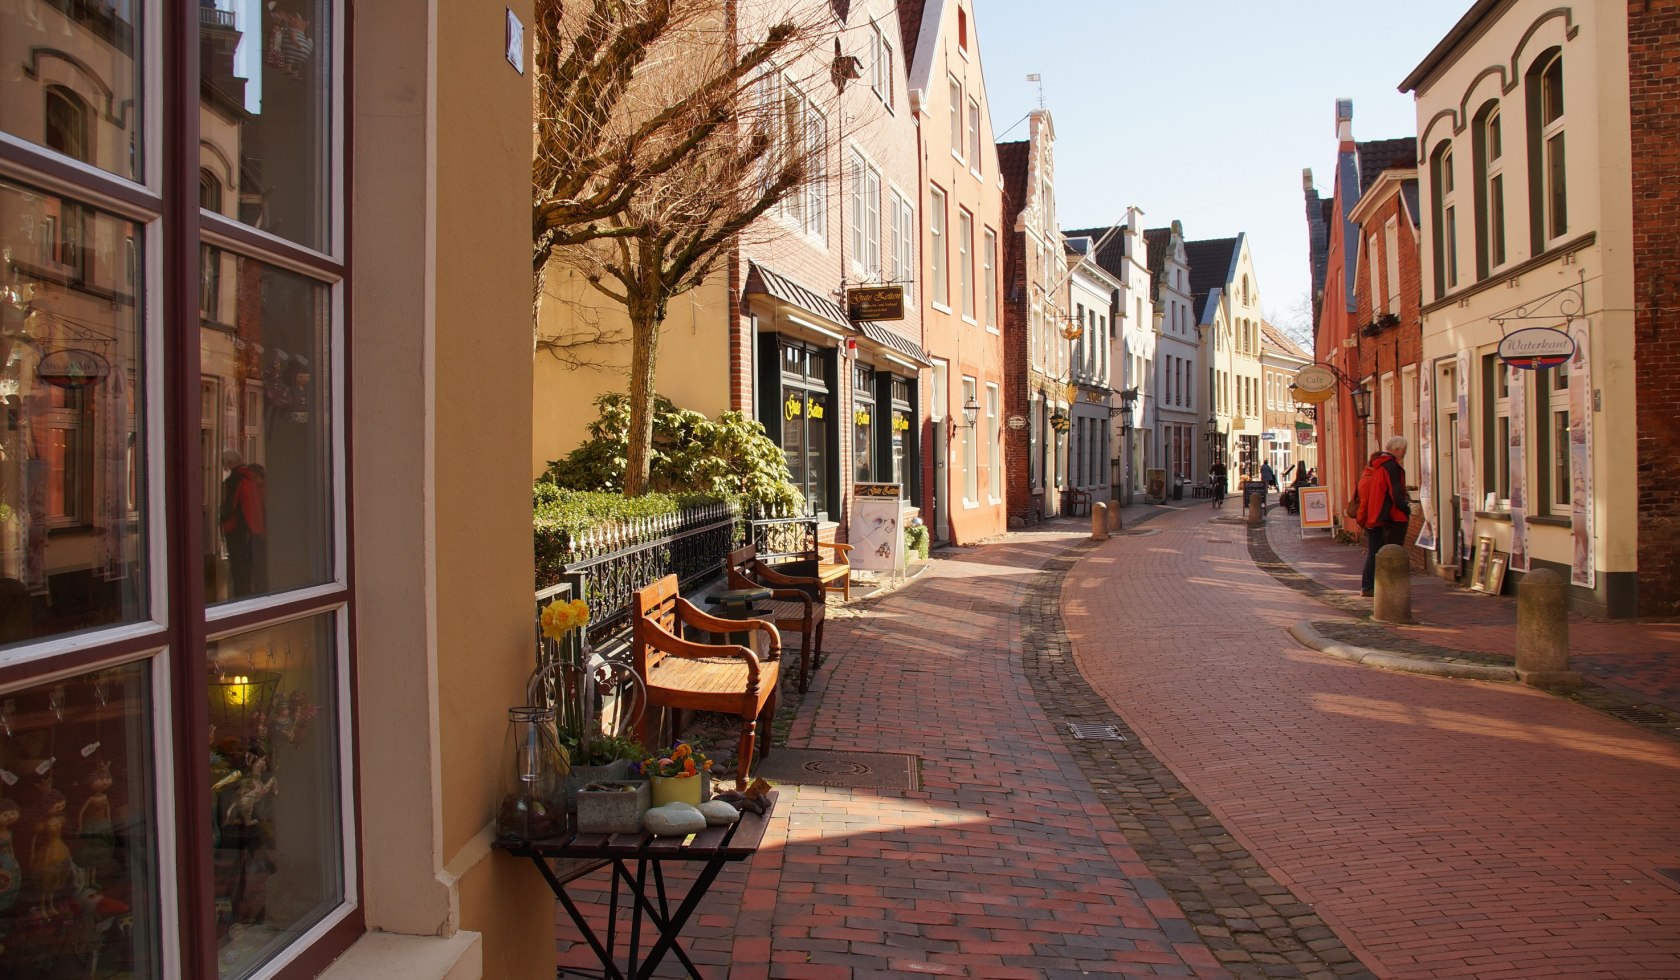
[962,395,980,428]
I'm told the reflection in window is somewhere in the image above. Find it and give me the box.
[208,614,344,978]
[0,180,147,648]
[1,2,141,179]
[203,255,334,603]
[0,661,162,974]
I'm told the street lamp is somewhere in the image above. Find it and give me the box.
[962,395,980,428]
[1118,399,1134,431]
[1349,383,1373,421]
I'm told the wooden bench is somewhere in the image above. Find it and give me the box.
[814,540,853,601]
[726,545,825,695]
[631,575,781,789]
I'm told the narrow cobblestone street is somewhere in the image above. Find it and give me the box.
[556,502,1680,978]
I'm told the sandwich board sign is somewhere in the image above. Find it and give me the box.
[851,483,906,577]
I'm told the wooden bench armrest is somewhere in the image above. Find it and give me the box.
[673,598,783,659]
[763,587,814,614]
[725,566,758,591]
[819,541,853,559]
[752,561,821,590]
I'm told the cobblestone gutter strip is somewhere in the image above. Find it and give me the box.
[1024,543,1377,980]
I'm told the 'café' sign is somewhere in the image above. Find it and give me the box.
[1497,327,1575,369]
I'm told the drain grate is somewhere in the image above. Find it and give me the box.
[1067,723,1126,741]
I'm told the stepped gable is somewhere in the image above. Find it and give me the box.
[1144,227,1172,300]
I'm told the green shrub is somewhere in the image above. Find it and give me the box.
[543,393,803,513]
[533,486,732,587]
[904,522,930,560]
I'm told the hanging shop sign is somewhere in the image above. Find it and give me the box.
[37,348,110,389]
[846,285,905,322]
[1291,364,1337,404]
[1006,416,1027,430]
[1497,327,1575,370]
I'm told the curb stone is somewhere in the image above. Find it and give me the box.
[1287,622,1519,682]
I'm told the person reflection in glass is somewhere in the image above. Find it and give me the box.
[220,450,268,598]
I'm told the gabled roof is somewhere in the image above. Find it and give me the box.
[1184,236,1239,323]
[1061,225,1126,283]
[1358,139,1417,194]
[896,0,929,73]
[1400,179,1421,227]
[1261,320,1309,360]
[998,139,1030,218]
[1143,227,1172,301]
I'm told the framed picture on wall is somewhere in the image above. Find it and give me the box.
[1483,552,1510,596]
[1468,534,1495,593]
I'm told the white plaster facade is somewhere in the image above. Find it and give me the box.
[1151,222,1203,490]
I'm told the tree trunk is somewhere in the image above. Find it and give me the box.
[624,301,663,496]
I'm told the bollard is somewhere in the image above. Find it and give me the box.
[1515,568,1581,689]
[1107,498,1122,532]
[1091,502,1110,541]
[1246,493,1263,526]
[1372,544,1413,623]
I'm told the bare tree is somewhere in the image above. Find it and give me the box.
[533,0,833,495]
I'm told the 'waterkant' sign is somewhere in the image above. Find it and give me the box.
[37,349,110,389]
[846,285,905,322]
[1498,326,1575,370]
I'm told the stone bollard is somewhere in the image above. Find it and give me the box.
[1515,568,1581,689]
[1246,493,1263,526]
[1107,499,1123,532]
[1091,502,1110,541]
[1372,544,1413,623]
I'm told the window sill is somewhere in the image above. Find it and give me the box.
[961,314,978,326]
[961,499,979,510]
[317,931,482,980]
[1528,514,1571,527]
[985,326,1000,335]
[931,301,952,314]
[1475,510,1513,523]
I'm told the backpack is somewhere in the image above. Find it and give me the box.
[1343,482,1361,520]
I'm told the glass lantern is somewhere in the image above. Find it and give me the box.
[496,706,569,841]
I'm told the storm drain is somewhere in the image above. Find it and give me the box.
[1066,722,1126,741]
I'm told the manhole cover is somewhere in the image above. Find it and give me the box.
[804,759,871,775]
[1067,723,1126,741]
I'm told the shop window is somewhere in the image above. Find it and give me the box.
[853,365,874,484]
[780,340,832,517]
[889,376,913,494]
[0,662,162,972]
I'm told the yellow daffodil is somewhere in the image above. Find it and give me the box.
[539,598,591,639]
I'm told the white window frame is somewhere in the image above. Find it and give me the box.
[967,98,982,175]
[869,24,893,108]
[958,208,974,321]
[948,76,963,163]
[1384,218,1401,315]
[962,376,978,504]
[850,149,881,278]
[889,187,914,303]
[986,383,1001,501]
[929,185,948,310]
[982,227,997,330]
[1537,52,1567,246]
[1441,146,1459,289]
[1547,353,1571,515]
[1483,107,1506,269]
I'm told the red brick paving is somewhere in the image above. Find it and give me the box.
[1065,504,1680,979]
[1264,508,1680,711]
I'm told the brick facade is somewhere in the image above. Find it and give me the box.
[1629,0,1680,616]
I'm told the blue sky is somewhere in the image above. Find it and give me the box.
[969,0,1474,337]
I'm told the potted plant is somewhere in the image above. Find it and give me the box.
[574,779,650,834]
[559,734,644,811]
[535,596,647,811]
[634,742,712,807]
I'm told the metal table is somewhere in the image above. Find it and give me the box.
[495,790,778,979]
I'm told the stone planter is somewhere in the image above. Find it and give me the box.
[562,757,632,813]
[574,780,649,835]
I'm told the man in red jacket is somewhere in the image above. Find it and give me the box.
[1356,436,1410,597]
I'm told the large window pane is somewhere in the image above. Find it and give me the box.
[200,0,334,251]
[0,0,142,180]
[203,256,333,603]
[0,181,148,647]
[0,660,162,974]
[208,614,344,978]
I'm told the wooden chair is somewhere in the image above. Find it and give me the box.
[814,540,853,601]
[726,545,825,694]
[631,575,781,789]
[1065,487,1092,516]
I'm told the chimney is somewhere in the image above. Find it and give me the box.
[1302,167,1315,192]
[1335,99,1355,142]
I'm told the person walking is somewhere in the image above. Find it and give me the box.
[220,450,269,598]
[1209,460,1228,508]
[1260,460,1276,496]
[1355,436,1410,597]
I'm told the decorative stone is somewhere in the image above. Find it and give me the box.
[642,802,706,837]
[698,801,740,826]
[574,779,648,835]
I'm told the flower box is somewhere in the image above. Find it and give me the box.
[562,757,632,812]
[575,780,650,834]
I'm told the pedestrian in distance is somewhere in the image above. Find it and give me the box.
[1261,461,1276,496]
[1353,436,1410,597]
[1209,460,1228,508]
[221,450,269,598]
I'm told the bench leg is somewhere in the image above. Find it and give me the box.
[735,718,757,791]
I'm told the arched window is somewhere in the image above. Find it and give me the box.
[1526,50,1566,248]
[200,169,223,214]
[1471,101,1505,277]
[1430,140,1458,296]
[44,86,90,163]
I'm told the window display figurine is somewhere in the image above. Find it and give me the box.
[29,789,73,915]
[0,797,21,913]
[225,755,276,828]
[75,762,115,889]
